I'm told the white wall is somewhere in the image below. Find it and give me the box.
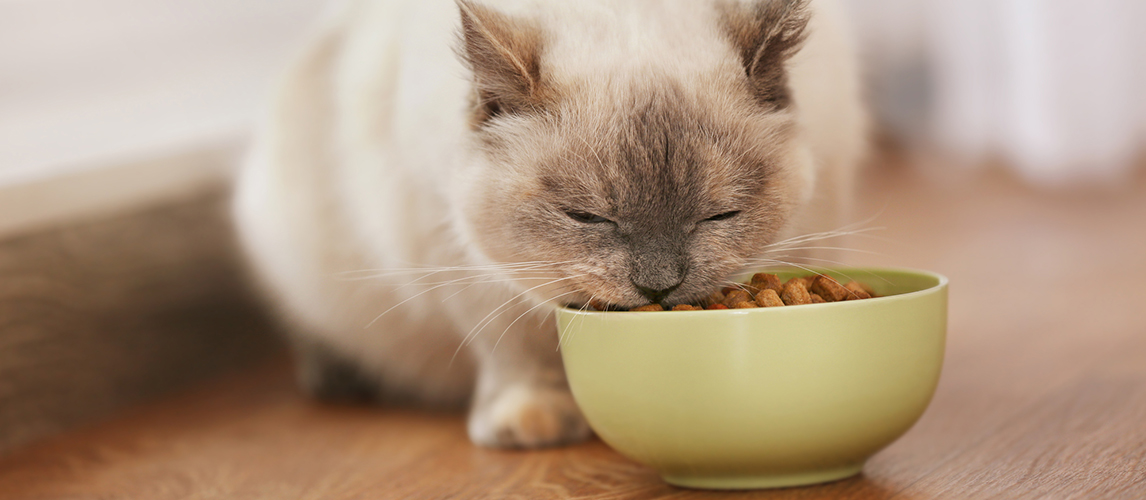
[4,0,1142,190]
[0,0,329,185]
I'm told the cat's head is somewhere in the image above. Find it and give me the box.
[452,0,814,309]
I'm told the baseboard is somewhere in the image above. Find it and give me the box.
[0,163,282,455]
[0,140,243,240]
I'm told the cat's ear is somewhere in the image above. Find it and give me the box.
[456,0,546,126]
[720,0,811,110]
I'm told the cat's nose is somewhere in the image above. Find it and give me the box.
[633,280,683,304]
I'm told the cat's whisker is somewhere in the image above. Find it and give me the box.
[740,257,892,286]
[363,267,570,328]
[720,281,754,294]
[728,218,894,286]
[491,290,580,355]
[339,259,577,276]
[389,272,552,300]
[760,245,882,256]
[391,258,578,268]
[568,291,599,348]
[336,260,575,282]
[762,226,887,250]
[336,269,532,283]
[436,270,585,301]
[739,258,835,281]
[440,273,501,301]
[451,275,586,365]
[558,292,595,351]
[335,261,563,277]
[364,277,473,328]
[754,255,896,285]
[533,280,582,331]
[394,272,559,289]
[822,211,887,235]
[359,271,546,290]
[746,252,862,268]
[761,215,886,248]
[462,275,586,348]
[743,247,895,285]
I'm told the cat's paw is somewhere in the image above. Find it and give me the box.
[467,383,592,449]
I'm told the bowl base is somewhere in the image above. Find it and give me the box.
[661,463,863,490]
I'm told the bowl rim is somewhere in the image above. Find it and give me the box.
[554,266,948,317]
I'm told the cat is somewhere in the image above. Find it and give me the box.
[232,0,865,448]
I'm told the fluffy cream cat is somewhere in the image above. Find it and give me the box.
[233,0,865,448]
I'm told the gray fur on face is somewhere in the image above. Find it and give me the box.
[467,79,804,308]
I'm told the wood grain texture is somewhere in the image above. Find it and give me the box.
[0,189,280,455]
[0,155,1144,498]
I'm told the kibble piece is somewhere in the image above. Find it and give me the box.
[810,275,848,302]
[781,281,812,305]
[704,291,726,306]
[847,280,875,295]
[593,272,879,312]
[845,281,875,299]
[786,276,812,290]
[750,273,784,296]
[755,288,785,307]
[723,289,752,307]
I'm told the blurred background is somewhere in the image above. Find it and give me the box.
[1,0,1145,472]
[850,0,1146,185]
[3,0,1144,201]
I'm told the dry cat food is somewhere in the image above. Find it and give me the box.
[604,273,878,312]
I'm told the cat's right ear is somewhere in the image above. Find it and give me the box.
[456,0,547,127]
[720,0,811,111]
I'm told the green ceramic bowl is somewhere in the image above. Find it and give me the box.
[556,268,947,490]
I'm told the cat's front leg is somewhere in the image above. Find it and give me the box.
[462,309,591,449]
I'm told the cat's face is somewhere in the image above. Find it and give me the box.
[462,83,807,308]
[454,0,812,308]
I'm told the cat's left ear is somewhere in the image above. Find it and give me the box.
[720,0,811,110]
[456,0,547,126]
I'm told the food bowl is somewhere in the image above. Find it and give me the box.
[556,268,947,490]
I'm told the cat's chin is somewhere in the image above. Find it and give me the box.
[565,290,718,311]
[565,300,625,312]
[564,299,666,312]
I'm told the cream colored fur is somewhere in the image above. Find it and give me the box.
[233,0,865,448]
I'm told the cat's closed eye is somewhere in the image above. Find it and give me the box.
[565,211,613,224]
[703,211,742,222]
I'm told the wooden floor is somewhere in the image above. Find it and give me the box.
[1,159,1145,499]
